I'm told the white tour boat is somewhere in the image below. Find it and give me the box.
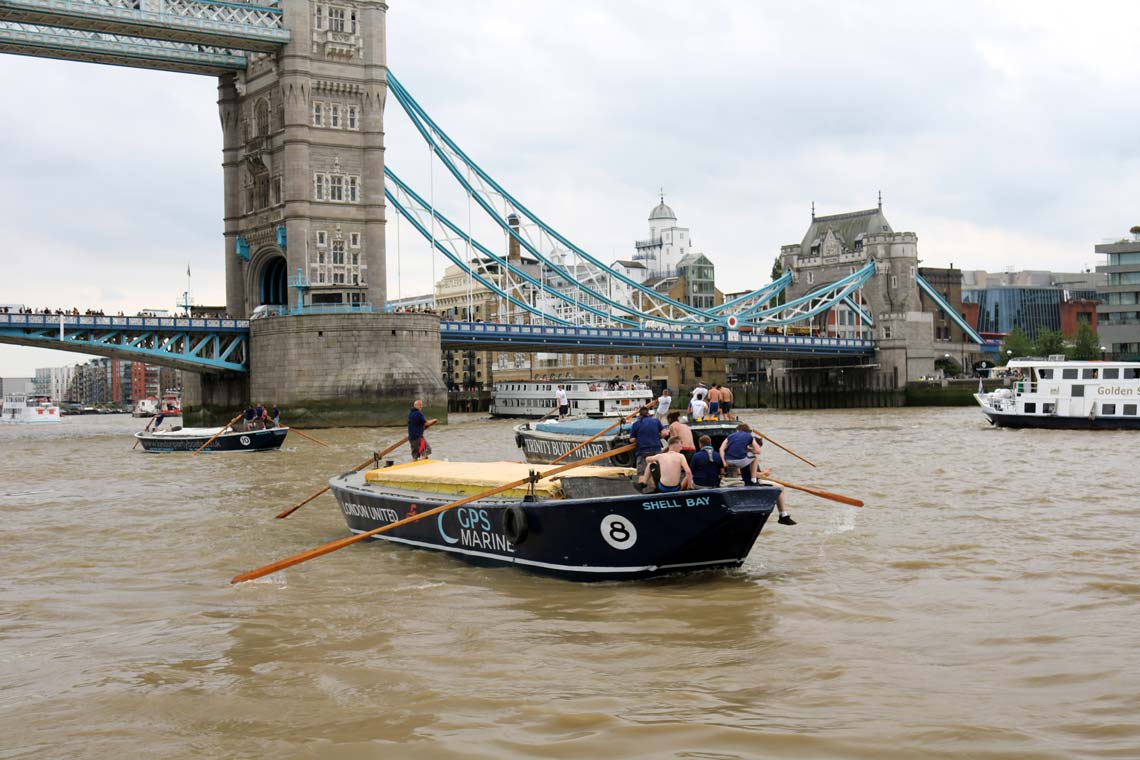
[490,379,653,418]
[974,356,1140,430]
[1,394,62,424]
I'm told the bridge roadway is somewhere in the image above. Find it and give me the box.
[0,313,874,373]
[0,312,250,373]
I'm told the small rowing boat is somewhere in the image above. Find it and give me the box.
[328,459,781,581]
[133,425,289,452]
[513,415,750,466]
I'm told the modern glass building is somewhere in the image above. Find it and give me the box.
[962,287,1062,339]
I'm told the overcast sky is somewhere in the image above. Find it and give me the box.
[3,0,1139,376]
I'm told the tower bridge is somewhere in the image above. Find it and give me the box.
[0,0,977,424]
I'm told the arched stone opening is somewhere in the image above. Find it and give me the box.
[256,253,288,307]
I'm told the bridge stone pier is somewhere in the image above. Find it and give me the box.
[186,0,446,425]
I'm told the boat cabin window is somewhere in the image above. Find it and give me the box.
[1082,368,1098,379]
[1061,368,1078,380]
[1043,403,1055,414]
[1103,368,1119,380]
[1125,404,1138,416]
[1037,368,1053,380]
[1024,402,1036,413]
[1071,385,1084,397]
[1125,368,1140,380]
[1103,404,1116,415]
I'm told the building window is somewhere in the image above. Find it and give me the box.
[256,174,270,209]
[350,232,361,247]
[329,7,345,32]
[317,230,328,247]
[333,240,345,265]
[330,175,343,201]
[271,176,282,205]
[347,105,358,130]
[315,174,326,201]
[350,10,357,33]
[317,251,325,264]
[318,271,326,284]
[348,176,359,203]
[333,272,345,284]
[314,5,323,29]
[313,102,323,126]
[331,105,340,129]
[255,99,269,137]
[351,252,359,266]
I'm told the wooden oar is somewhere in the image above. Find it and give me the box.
[132,414,159,450]
[193,413,244,455]
[762,476,863,507]
[233,442,638,584]
[274,420,438,519]
[286,427,330,447]
[536,405,560,422]
[551,400,656,464]
[755,431,817,468]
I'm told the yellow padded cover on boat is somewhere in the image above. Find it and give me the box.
[362,459,635,499]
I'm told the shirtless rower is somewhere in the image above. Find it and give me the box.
[640,436,693,493]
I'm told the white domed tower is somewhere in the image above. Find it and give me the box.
[634,193,691,274]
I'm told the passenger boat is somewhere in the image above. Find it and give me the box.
[328,459,781,581]
[490,379,652,418]
[513,415,750,466]
[133,393,181,418]
[974,356,1140,429]
[134,424,289,452]
[1,394,62,424]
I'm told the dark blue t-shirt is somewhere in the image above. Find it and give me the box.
[690,447,723,487]
[630,416,665,455]
[723,430,755,460]
[408,408,427,440]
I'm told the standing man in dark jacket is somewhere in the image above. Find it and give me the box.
[629,405,665,481]
[408,399,436,460]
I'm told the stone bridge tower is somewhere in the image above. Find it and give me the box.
[779,203,935,383]
[219,0,387,316]
[187,0,447,426]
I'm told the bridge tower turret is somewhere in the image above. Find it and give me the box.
[861,231,934,383]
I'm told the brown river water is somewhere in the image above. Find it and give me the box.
[1,408,1137,759]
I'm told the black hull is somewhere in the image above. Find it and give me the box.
[984,412,1140,430]
[134,428,288,452]
[329,475,777,582]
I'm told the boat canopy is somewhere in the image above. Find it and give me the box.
[534,418,628,436]
[363,459,635,499]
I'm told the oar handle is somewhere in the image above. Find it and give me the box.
[276,421,439,520]
[235,443,637,583]
[764,476,863,507]
[756,431,817,468]
[289,427,330,447]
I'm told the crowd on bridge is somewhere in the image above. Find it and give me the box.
[0,306,232,319]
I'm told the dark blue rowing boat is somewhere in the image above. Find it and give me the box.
[328,459,780,582]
